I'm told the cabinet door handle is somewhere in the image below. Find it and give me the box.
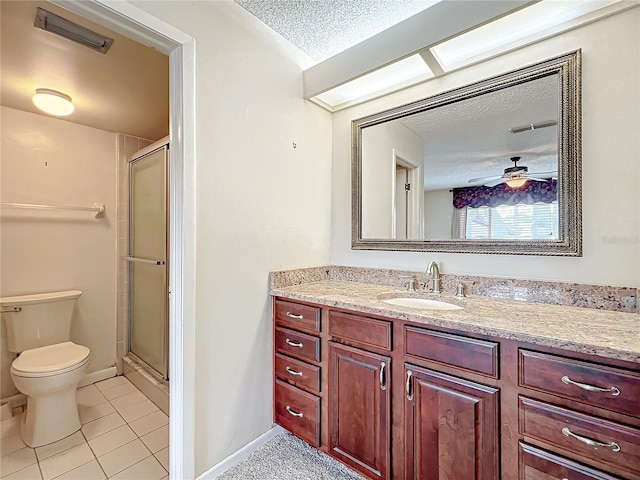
[406,370,413,401]
[285,405,304,417]
[285,339,303,348]
[285,366,303,376]
[380,361,387,391]
[561,427,621,452]
[561,376,620,396]
[285,312,303,319]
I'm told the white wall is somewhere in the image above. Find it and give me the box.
[130,1,333,475]
[0,106,117,396]
[361,121,424,238]
[331,8,640,288]
[424,189,454,239]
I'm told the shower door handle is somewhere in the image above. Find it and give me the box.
[125,256,166,265]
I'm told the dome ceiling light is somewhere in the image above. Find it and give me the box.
[32,89,75,116]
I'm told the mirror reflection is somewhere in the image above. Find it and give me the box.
[353,51,581,255]
[362,74,559,241]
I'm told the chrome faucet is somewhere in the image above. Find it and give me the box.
[426,261,441,294]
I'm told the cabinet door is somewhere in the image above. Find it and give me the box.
[329,342,391,479]
[405,364,499,480]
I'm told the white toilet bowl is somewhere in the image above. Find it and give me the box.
[10,341,90,447]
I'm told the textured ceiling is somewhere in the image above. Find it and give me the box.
[0,1,169,140]
[234,0,441,62]
[385,75,559,190]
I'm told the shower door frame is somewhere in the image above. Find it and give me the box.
[127,143,170,381]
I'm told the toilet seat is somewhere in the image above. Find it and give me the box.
[11,342,90,378]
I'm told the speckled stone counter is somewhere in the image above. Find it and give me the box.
[270,280,640,364]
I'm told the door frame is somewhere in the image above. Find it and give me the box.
[50,2,196,478]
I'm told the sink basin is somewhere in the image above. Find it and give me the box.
[381,297,463,310]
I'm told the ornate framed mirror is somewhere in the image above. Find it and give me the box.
[352,50,581,255]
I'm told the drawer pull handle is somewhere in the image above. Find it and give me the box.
[561,427,621,452]
[285,405,304,417]
[285,366,303,376]
[380,361,387,391]
[285,339,303,348]
[286,312,304,319]
[406,370,413,401]
[561,376,620,396]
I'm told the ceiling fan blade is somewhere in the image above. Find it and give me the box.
[528,177,551,182]
[468,175,502,184]
[484,178,506,187]
[509,120,558,133]
[528,171,557,178]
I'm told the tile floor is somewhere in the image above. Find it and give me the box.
[1,377,169,480]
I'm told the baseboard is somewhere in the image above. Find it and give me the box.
[78,366,118,388]
[1,392,27,409]
[197,425,286,479]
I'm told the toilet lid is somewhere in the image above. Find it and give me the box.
[12,342,90,376]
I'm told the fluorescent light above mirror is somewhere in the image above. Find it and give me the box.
[430,0,623,71]
[314,54,433,108]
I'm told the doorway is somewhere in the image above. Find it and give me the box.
[52,2,196,477]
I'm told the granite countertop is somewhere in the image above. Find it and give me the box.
[271,281,640,364]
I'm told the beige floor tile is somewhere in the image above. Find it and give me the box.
[0,447,37,477]
[54,459,106,480]
[139,425,168,454]
[154,446,169,471]
[96,439,151,477]
[87,425,137,457]
[94,377,129,393]
[1,432,27,457]
[81,413,126,440]
[117,400,158,423]
[79,401,116,425]
[100,383,139,401]
[76,385,107,408]
[128,411,168,437]
[35,431,85,461]
[1,463,43,480]
[38,443,95,480]
[109,391,147,412]
[1,416,22,439]
[110,456,167,480]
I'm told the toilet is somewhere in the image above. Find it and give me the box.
[1,290,90,447]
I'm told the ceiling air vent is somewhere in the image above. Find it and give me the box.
[34,8,113,54]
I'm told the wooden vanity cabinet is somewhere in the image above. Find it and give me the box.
[328,342,391,480]
[272,297,640,480]
[404,364,499,480]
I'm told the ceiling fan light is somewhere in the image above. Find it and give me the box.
[505,178,528,189]
[32,88,75,116]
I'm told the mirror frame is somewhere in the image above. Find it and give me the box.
[352,50,582,256]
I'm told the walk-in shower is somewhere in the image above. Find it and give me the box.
[123,137,169,412]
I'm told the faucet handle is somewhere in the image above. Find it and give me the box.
[399,275,417,292]
[455,280,475,298]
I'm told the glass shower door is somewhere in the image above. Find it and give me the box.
[128,145,168,379]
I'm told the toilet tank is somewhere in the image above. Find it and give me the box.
[0,290,82,353]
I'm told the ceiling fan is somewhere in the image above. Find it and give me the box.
[467,156,557,188]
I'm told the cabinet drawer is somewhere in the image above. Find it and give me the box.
[275,379,320,447]
[405,326,499,378]
[519,349,640,416]
[519,397,640,479]
[328,310,392,351]
[275,327,321,363]
[519,442,623,480]
[274,299,321,333]
[275,353,321,393]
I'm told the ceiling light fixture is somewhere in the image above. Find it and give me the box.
[505,178,528,189]
[32,88,75,116]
